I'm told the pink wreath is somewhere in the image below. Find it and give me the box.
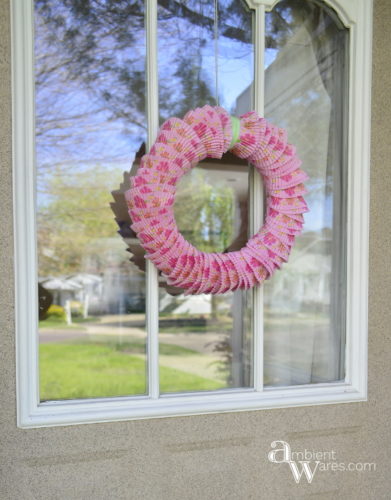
[125,105,309,295]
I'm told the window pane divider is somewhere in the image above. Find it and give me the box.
[145,0,160,400]
[251,3,266,392]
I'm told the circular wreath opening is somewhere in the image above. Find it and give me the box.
[125,105,309,295]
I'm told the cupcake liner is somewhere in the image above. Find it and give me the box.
[268,195,309,214]
[236,250,256,289]
[154,237,185,277]
[207,253,225,294]
[150,230,188,268]
[261,142,297,169]
[127,190,175,210]
[250,236,285,272]
[247,122,275,164]
[269,183,308,199]
[183,105,226,158]
[261,156,302,179]
[131,169,181,187]
[265,225,296,249]
[214,253,232,294]
[181,253,205,294]
[179,249,204,288]
[130,213,176,238]
[226,251,250,289]
[255,126,286,166]
[267,207,305,223]
[248,251,267,287]
[266,208,304,228]
[169,253,199,288]
[214,106,233,151]
[264,215,303,237]
[166,247,194,286]
[128,205,173,221]
[165,240,195,285]
[265,169,309,191]
[241,248,268,285]
[260,147,298,175]
[151,232,186,270]
[221,253,241,292]
[161,116,210,155]
[140,154,189,178]
[254,228,290,262]
[251,137,296,172]
[139,223,179,255]
[262,126,290,166]
[128,183,176,200]
[148,142,197,171]
[230,111,265,159]
[156,118,207,165]
[246,237,277,276]
[191,252,213,295]
[130,182,176,195]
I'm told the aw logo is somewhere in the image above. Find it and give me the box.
[268,440,320,484]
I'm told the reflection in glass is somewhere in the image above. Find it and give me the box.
[261,0,348,386]
[158,0,253,120]
[35,1,148,400]
[157,0,254,392]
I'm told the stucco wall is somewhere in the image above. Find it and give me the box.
[1,1,390,498]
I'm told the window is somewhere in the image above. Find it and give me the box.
[13,0,372,428]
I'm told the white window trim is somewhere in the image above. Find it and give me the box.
[12,0,372,428]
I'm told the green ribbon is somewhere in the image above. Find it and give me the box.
[229,116,241,149]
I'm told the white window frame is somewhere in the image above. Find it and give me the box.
[12,0,372,428]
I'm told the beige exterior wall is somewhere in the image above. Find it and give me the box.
[1,1,390,498]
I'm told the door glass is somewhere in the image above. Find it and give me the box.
[35,0,148,400]
[157,0,254,392]
[262,0,348,386]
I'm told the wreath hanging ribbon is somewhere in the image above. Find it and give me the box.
[125,105,309,295]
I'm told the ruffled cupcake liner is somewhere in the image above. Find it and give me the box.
[269,183,308,199]
[214,106,232,151]
[230,111,265,159]
[128,183,176,198]
[261,156,302,179]
[183,106,226,158]
[244,240,276,276]
[181,254,207,295]
[264,170,309,191]
[140,154,189,179]
[128,206,173,223]
[148,142,197,171]
[268,195,308,214]
[157,118,207,165]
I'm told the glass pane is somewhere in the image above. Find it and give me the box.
[157,0,254,392]
[35,1,147,400]
[262,0,348,386]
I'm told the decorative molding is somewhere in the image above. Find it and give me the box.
[244,0,357,27]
